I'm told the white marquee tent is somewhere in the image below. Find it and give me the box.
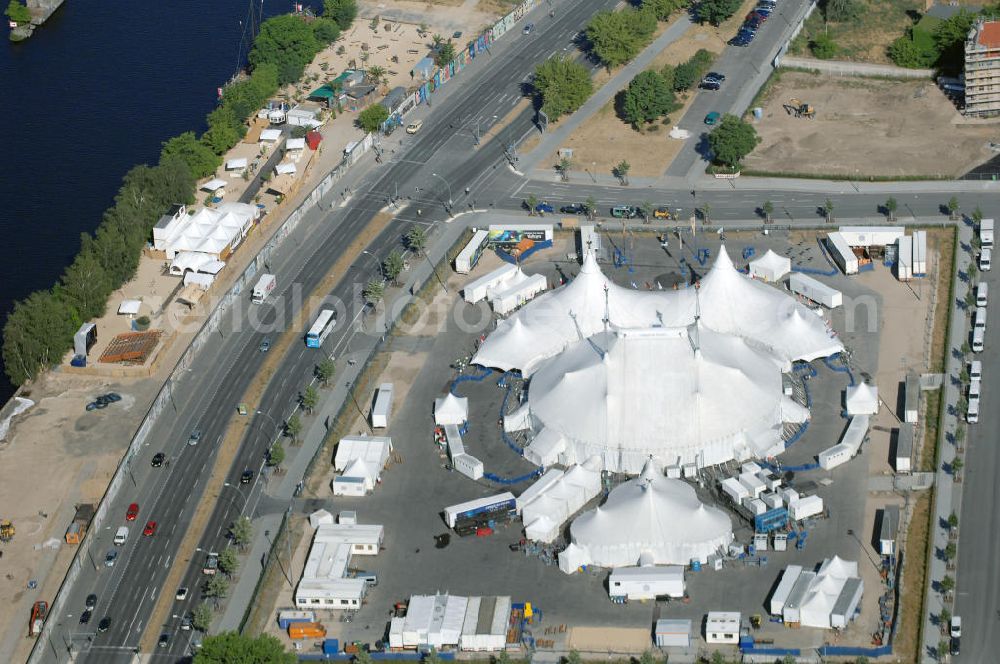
[558,459,733,572]
[782,556,864,629]
[434,393,469,426]
[845,383,879,415]
[525,326,809,472]
[473,247,842,376]
[749,250,792,282]
[520,460,602,543]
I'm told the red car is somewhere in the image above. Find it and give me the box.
[126,503,139,522]
[143,521,157,537]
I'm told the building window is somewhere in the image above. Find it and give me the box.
[341,599,350,605]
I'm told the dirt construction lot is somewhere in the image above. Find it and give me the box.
[744,71,999,178]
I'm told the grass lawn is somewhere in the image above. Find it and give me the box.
[788,0,924,64]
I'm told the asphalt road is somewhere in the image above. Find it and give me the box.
[43,1,618,661]
[665,0,813,180]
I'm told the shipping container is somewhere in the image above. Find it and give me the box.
[826,232,858,275]
[322,638,340,654]
[769,565,802,615]
[896,236,913,281]
[370,383,394,429]
[455,230,490,274]
[443,492,516,529]
[278,610,315,630]
[288,622,326,639]
[913,230,927,276]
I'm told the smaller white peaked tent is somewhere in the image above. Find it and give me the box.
[334,435,392,471]
[749,250,792,282]
[309,509,334,528]
[521,459,602,543]
[845,383,879,415]
[559,459,733,572]
[342,458,377,490]
[434,393,469,426]
[794,556,864,629]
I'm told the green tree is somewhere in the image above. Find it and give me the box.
[194,632,296,664]
[217,548,240,578]
[934,10,978,73]
[884,197,898,222]
[525,193,539,216]
[363,279,385,305]
[699,0,742,26]
[621,70,675,128]
[2,289,80,386]
[324,0,358,27]
[585,195,598,219]
[948,511,959,529]
[944,541,957,561]
[355,650,374,664]
[638,651,655,664]
[888,34,937,69]
[824,198,835,223]
[613,160,631,185]
[762,200,774,223]
[231,516,253,550]
[161,132,223,180]
[708,114,760,167]
[203,576,230,605]
[383,249,405,285]
[201,107,244,156]
[285,413,302,442]
[312,17,341,44]
[533,56,594,121]
[939,574,955,593]
[302,385,319,413]
[973,206,984,225]
[565,650,582,664]
[268,441,285,467]
[948,196,960,220]
[406,226,427,255]
[5,0,30,24]
[357,103,389,133]
[951,455,963,475]
[824,0,860,22]
[710,651,726,664]
[191,603,214,632]
[493,652,511,664]
[557,156,573,181]
[587,9,654,67]
[642,0,686,21]
[810,33,838,59]
[367,65,388,88]
[434,40,456,66]
[59,237,112,321]
[316,357,336,387]
[672,61,698,91]
[249,14,321,85]
[639,200,653,222]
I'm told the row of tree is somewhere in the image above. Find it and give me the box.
[2,6,363,386]
[889,6,978,72]
[618,48,713,130]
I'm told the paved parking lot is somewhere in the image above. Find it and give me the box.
[308,228,895,652]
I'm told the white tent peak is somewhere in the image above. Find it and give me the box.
[581,252,601,274]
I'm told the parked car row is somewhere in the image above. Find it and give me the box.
[549,203,679,219]
[730,0,775,47]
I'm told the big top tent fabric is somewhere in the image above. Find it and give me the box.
[559,459,733,571]
[526,325,809,472]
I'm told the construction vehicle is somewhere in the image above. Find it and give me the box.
[29,601,47,637]
[65,504,95,545]
[783,98,816,118]
[0,519,14,542]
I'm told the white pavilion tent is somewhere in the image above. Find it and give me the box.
[845,383,879,415]
[434,394,469,426]
[558,459,733,571]
[749,250,792,282]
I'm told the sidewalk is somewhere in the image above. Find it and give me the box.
[920,219,973,662]
[517,16,694,174]
[214,216,474,632]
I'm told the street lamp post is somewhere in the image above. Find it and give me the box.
[361,250,385,280]
[431,172,453,206]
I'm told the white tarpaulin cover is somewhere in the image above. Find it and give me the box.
[749,250,792,282]
[434,393,469,425]
[286,137,306,150]
[118,299,141,315]
[275,162,297,175]
[184,272,214,289]
[226,158,248,170]
[559,459,733,571]
[473,247,842,376]
[201,178,227,192]
[526,325,809,472]
[260,128,282,142]
[846,383,879,415]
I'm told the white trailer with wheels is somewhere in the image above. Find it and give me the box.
[455,230,490,274]
[608,566,685,600]
[826,232,858,275]
[371,383,394,429]
[789,272,842,308]
[981,218,994,249]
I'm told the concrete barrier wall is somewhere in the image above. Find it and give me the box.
[779,55,934,79]
[29,138,374,664]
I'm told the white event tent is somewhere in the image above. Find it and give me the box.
[558,459,733,572]
[845,383,879,415]
[749,250,792,282]
[434,393,469,426]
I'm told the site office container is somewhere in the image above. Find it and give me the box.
[288,622,326,639]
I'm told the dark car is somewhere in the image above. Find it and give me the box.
[104,549,118,567]
[560,203,588,214]
[259,337,271,353]
[950,636,960,655]
[158,633,171,648]
[180,613,193,631]
[755,5,773,15]
[188,429,202,446]
[103,393,122,403]
[745,15,763,30]
[98,616,111,633]
[705,72,726,82]
[151,452,165,468]
[85,593,97,610]
[79,610,92,625]
[534,202,554,214]
[700,78,721,91]
[240,469,254,484]
[730,33,752,47]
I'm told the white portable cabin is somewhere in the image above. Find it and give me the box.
[818,444,853,470]
[455,230,490,274]
[747,498,768,516]
[904,373,920,423]
[225,157,248,171]
[459,595,511,652]
[826,232,859,275]
[879,505,900,556]
[370,383,394,429]
[655,619,692,648]
[491,272,547,315]
[331,474,367,496]
[838,226,906,247]
[721,477,750,503]
[608,565,685,600]
[789,272,842,309]
[818,415,869,470]
[789,495,824,520]
[738,472,766,498]
[913,230,928,276]
[897,235,913,281]
[770,565,803,615]
[463,263,517,303]
[453,453,484,481]
[705,612,741,644]
[895,423,914,473]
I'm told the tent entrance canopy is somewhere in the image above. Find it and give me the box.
[201,178,227,192]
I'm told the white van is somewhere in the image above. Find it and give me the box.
[976,306,988,329]
[969,378,982,399]
[967,395,980,423]
[114,526,129,545]
[981,248,992,272]
[978,282,989,307]
[973,326,985,352]
[970,360,983,380]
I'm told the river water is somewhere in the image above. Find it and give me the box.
[0,0,293,400]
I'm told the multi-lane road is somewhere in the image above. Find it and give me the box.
[38,0,1000,661]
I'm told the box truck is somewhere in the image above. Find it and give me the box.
[251,274,276,304]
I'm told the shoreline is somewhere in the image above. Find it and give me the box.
[8,0,65,42]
